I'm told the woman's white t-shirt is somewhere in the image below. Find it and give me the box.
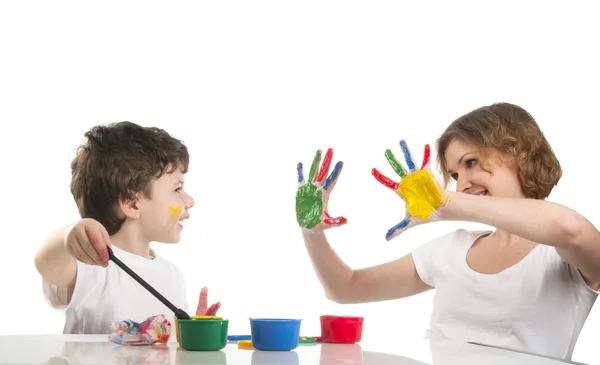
[411,229,598,360]
[43,246,189,335]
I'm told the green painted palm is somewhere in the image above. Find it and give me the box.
[296,148,347,230]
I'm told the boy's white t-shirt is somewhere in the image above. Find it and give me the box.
[43,245,189,335]
[411,229,598,361]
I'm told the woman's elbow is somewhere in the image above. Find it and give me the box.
[324,289,348,304]
[324,280,356,304]
[559,210,593,248]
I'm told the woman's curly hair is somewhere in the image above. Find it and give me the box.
[436,102,562,199]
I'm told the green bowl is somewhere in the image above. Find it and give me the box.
[177,318,229,351]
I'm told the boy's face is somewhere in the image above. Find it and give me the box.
[137,167,195,244]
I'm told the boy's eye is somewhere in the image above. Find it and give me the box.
[466,159,477,168]
[175,187,182,193]
[451,173,458,181]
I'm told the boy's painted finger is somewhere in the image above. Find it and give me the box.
[77,231,104,266]
[205,302,221,316]
[98,225,112,266]
[85,222,109,266]
[73,238,97,265]
[196,287,209,315]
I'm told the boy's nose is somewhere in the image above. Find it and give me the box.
[185,194,195,209]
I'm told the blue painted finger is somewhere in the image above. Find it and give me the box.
[297,162,304,184]
[323,161,343,191]
[385,217,411,241]
[399,140,417,172]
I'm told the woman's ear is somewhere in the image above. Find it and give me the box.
[497,152,518,171]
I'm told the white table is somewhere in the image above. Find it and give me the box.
[0,335,586,365]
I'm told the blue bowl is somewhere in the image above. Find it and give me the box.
[249,318,302,351]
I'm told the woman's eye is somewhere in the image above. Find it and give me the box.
[466,159,477,168]
[451,173,458,181]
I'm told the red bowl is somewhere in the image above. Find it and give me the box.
[319,315,364,343]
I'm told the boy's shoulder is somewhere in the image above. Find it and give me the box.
[113,246,185,279]
[150,248,185,276]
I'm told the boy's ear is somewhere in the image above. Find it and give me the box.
[119,194,141,220]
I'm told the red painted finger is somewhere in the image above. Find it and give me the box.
[316,148,333,183]
[371,168,399,190]
[421,144,431,170]
[323,211,348,225]
[205,302,221,316]
[84,223,108,266]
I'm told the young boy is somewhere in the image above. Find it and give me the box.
[34,121,219,334]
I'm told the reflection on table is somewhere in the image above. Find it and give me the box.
[0,335,587,365]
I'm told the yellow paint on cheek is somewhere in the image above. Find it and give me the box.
[168,205,181,214]
[398,169,446,220]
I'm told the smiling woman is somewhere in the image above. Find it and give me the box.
[436,103,562,200]
[297,102,600,361]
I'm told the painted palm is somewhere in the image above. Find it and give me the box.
[372,140,447,241]
[296,148,347,230]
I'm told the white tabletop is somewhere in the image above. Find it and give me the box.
[0,335,586,365]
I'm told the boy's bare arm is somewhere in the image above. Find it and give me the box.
[34,224,78,288]
[34,219,110,289]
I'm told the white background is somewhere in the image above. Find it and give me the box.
[1,1,598,363]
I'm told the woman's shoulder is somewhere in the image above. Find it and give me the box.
[425,228,492,247]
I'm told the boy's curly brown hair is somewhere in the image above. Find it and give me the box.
[436,102,561,199]
[70,121,189,235]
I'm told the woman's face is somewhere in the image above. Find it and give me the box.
[444,139,525,199]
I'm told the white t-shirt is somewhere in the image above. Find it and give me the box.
[411,229,598,361]
[43,246,189,335]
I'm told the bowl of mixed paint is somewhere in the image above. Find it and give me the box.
[249,318,302,351]
[319,315,363,343]
[174,316,223,344]
[176,316,229,351]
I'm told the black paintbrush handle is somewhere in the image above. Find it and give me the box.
[107,247,190,320]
